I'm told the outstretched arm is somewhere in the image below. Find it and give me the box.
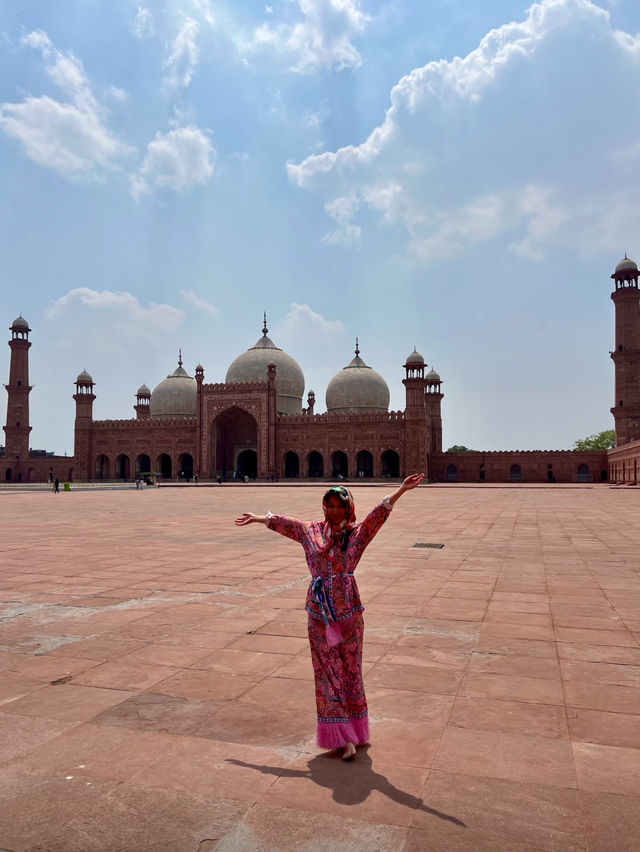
[388,472,425,506]
[235,513,268,526]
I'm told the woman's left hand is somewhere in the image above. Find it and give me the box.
[402,472,425,491]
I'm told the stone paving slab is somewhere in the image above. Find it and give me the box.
[0,484,639,851]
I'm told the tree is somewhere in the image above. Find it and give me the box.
[446,445,471,453]
[573,430,616,451]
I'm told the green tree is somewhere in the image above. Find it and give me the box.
[446,445,471,453]
[573,430,616,451]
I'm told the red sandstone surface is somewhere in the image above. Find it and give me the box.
[0,483,639,851]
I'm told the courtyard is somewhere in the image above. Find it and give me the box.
[0,483,639,851]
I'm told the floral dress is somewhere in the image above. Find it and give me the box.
[266,497,392,749]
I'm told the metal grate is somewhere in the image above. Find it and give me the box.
[412,542,444,549]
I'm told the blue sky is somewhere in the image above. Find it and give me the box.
[1,0,639,455]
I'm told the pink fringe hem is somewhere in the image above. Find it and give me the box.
[317,716,370,750]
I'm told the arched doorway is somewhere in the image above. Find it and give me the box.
[211,407,258,479]
[332,451,348,479]
[446,464,457,482]
[381,449,400,478]
[117,454,130,479]
[237,449,257,479]
[356,450,374,478]
[68,468,73,482]
[158,454,172,479]
[96,455,109,480]
[284,452,300,478]
[5,468,11,481]
[510,464,523,482]
[308,451,324,478]
[576,463,591,483]
[179,453,194,480]
[136,454,151,474]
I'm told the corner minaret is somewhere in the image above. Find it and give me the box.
[3,317,33,472]
[73,370,95,480]
[610,255,640,445]
[425,367,444,455]
[403,348,428,475]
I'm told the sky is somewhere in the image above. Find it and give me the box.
[1,0,640,456]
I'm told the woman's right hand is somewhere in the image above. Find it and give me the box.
[235,513,257,526]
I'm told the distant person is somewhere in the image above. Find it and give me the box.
[53,478,59,493]
[194,473,199,485]
[216,473,222,485]
[235,473,425,760]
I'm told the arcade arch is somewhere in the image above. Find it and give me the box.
[211,407,258,479]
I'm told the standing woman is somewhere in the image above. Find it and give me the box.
[235,472,424,760]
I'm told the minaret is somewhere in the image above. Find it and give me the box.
[73,370,95,480]
[610,255,640,445]
[3,317,33,475]
[134,384,151,420]
[425,367,444,455]
[403,348,428,475]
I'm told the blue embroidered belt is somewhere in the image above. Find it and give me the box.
[311,574,355,626]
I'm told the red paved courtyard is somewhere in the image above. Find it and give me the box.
[1,483,639,851]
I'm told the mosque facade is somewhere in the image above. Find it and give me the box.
[3,257,640,485]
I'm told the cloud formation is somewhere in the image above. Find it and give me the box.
[180,290,219,316]
[132,124,215,199]
[0,31,131,181]
[164,17,200,88]
[251,0,370,72]
[288,0,640,260]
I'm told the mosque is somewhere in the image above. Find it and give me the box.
[3,257,640,485]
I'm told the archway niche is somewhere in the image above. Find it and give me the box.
[179,453,194,480]
[157,453,172,479]
[95,455,109,480]
[332,451,348,479]
[117,454,130,479]
[68,468,74,482]
[136,454,151,474]
[381,449,400,478]
[510,464,523,482]
[446,464,457,482]
[308,451,324,478]
[577,462,591,482]
[237,449,257,479]
[211,407,258,479]
[356,450,374,478]
[284,452,300,478]
[5,468,11,481]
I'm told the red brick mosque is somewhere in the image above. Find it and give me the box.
[3,257,640,484]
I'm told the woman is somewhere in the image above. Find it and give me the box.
[235,472,424,760]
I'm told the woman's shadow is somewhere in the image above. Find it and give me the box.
[227,746,465,827]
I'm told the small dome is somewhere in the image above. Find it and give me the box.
[137,384,151,396]
[326,341,390,414]
[150,357,197,419]
[225,316,305,415]
[76,370,93,383]
[405,348,425,365]
[426,368,441,382]
[11,315,29,330]
[195,363,204,372]
[615,255,638,273]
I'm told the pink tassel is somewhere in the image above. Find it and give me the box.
[326,621,343,646]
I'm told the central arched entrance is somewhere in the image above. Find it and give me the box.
[211,407,258,479]
[332,451,348,479]
[356,450,374,478]
[284,452,300,478]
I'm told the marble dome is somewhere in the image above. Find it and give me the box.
[76,370,94,384]
[11,316,29,330]
[405,348,425,365]
[326,342,390,414]
[615,255,638,273]
[426,368,441,382]
[150,358,197,419]
[225,318,305,415]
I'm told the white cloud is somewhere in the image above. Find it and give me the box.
[164,17,199,88]
[251,0,370,72]
[287,0,640,261]
[108,86,127,102]
[279,303,344,336]
[132,124,215,199]
[0,30,131,181]
[46,288,183,333]
[190,0,216,29]
[180,290,219,316]
[131,7,154,39]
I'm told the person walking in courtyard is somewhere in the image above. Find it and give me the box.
[52,478,59,493]
[235,472,424,760]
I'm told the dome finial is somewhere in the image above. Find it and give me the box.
[263,312,268,335]
[355,337,360,357]
[178,349,183,367]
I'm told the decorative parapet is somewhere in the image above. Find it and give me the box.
[92,417,197,429]
[277,410,405,424]
[202,381,269,392]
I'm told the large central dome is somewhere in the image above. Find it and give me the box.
[150,356,197,419]
[326,341,390,414]
[225,317,305,415]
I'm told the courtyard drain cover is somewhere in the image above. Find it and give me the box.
[412,542,445,549]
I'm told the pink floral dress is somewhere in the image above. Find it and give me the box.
[266,497,392,749]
